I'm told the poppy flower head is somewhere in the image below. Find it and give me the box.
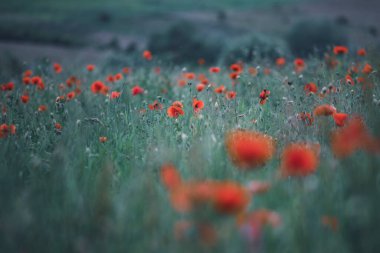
[66,91,76,100]
[53,63,62,74]
[280,143,320,177]
[297,112,314,126]
[259,89,270,105]
[148,100,163,110]
[332,112,348,127]
[230,63,243,73]
[333,46,349,55]
[131,85,144,96]
[294,58,305,72]
[357,48,366,56]
[167,102,185,118]
[86,64,95,72]
[91,80,105,94]
[110,91,121,99]
[321,216,339,231]
[192,98,204,113]
[226,91,237,100]
[209,67,221,73]
[143,50,152,61]
[362,63,373,75]
[214,85,226,94]
[304,82,318,95]
[161,164,182,191]
[21,95,29,104]
[213,182,249,215]
[225,130,276,169]
[99,136,108,143]
[345,75,355,85]
[196,83,206,92]
[38,105,47,112]
[276,57,286,67]
[313,104,336,116]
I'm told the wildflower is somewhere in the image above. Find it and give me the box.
[110,91,121,99]
[304,82,318,95]
[345,75,355,85]
[333,46,349,55]
[214,85,226,94]
[91,81,105,94]
[213,182,249,215]
[86,64,95,72]
[114,73,123,81]
[21,95,29,104]
[225,129,276,169]
[362,63,373,75]
[53,63,62,74]
[38,105,47,112]
[148,100,163,110]
[167,101,185,118]
[184,72,196,80]
[198,58,205,65]
[99,136,108,143]
[248,67,258,76]
[196,83,206,92]
[332,112,348,127]
[66,91,76,100]
[160,164,182,191]
[294,58,305,73]
[143,50,152,61]
[131,85,144,96]
[259,89,270,105]
[192,98,204,113]
[209,67,220,73]
[357,48,366,56]
[276,57,286,67]
[55,123,62,130]
[313,104,336,116]
[226,91,237,100]
[246,181,271,195]
[230,63,243,73]
[280,143,320,177]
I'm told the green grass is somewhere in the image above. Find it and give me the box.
[1,50,380,252]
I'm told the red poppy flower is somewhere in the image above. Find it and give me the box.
[225,130,276,169]
[362,63,373,75]
[280,143,320,177]
[160,164,182,191]
[345,75,355,85]
[148,100,163,110]
[86,64,95,72]
[304,82,318,95]
[333,46,349,55]
[91,81,105,94]
[209,67,220,73]
[99,136,108,143]
[131,85,144,96]
[226,91,237,100]
[321,216,339,232]
[294,58,305,73]
[143,50,152,61]
[357,48,366,56]
[21,95,29,104]
[53,63,62,74]
[313,104,336,116]
[196,83,205,92]
[192,98,204,113]
[332,112,348,127]
[213,182,249,215]
[297,112,314,126]
[276,57,286,67]
[38,105,47,112]
[55,123,62,130]
[167,103,185,118]
[214,85,226,94]
[110,91,121,99]
[259,89,270,105]
[230,63,243,73]
[66,91,76,100]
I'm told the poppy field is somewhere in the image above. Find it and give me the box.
[1,45,380,252]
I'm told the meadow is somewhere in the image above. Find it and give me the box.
[1,44,380,253]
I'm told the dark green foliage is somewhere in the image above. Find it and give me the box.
[286,20,348,57]
[147,21,223,65]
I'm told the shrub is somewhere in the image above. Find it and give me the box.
[147,21,223,65]
[286,19,348,57]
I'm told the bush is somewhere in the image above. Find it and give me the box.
[147,21,223,65]
[221,34,287,65]
[286,19,347,57]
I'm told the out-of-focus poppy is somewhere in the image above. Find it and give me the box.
[225,129,276,169]
[280,143,320,177]
[131,85,144,96]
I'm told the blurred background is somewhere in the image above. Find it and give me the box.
[0,0,379,68]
